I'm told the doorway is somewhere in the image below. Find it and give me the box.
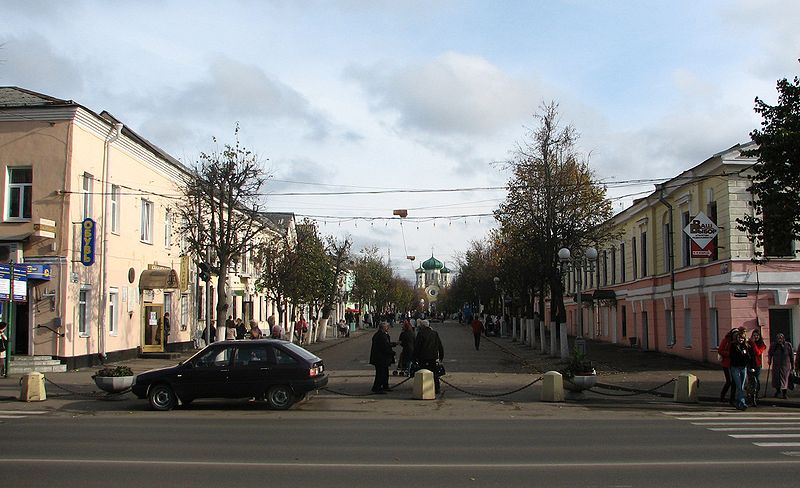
[769,309,792,343]
[142,304,165,353]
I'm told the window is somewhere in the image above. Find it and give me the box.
[164,209,172,248]
[109,288,118,335]
[764,204,795,257]
[611,247,617,284]
[640,231,648,277]
[181,294,189,333]
[602,250,608,286]
[706,200,719,261]
[140,199,153,243]
[632,237,638,279]
[681,211,691,267]
[683,308,692,347]
[111,185,120,234]
[621,305,627,337]
[241,250,249,275]
[82,173,93,220]
[78,288,90,337]
[662,221,672,273]
[7,167,32,219]
[620,243,626,283]
[665,309,674,345]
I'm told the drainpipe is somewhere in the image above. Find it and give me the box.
[99,122,123,360]
[657,183,676,347]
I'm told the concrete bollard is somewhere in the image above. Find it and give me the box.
[540,371,565,402]
[673,373,698,403]
[21,372,47,402]
[413,369,436,400]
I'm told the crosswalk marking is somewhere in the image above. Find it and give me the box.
[663,409,800,457]
[0,410,49,419]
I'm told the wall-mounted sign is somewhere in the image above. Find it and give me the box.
[0,264,10,301]
[81,218,96,266]
[12,264,27,302]
[26,264,51,281]
[683,211,718,258]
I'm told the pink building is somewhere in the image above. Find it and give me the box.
[554,143,799,363]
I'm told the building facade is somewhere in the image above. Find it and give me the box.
[0,87,286,369]
[554,143,800,363]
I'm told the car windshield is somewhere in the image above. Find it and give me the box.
[281,342,320,362]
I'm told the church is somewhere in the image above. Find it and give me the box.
[415,254,451,305]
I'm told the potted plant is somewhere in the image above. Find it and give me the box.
[561,347,597,391]
[93,365,135,393]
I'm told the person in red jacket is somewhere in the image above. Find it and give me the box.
[748,329,767,394]
[471,316,485,351]
[718,327,741,404]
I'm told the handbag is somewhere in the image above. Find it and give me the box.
[790,370,800,390]
[435,362,446,377]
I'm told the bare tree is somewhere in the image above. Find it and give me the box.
[174,125,271,333]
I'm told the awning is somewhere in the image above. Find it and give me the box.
[592,289,616,300]
[138,269,180,290]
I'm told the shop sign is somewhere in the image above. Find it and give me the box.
[683,211,718,258]
[81,218,96,266]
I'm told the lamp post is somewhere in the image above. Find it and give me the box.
[558,246,598,356]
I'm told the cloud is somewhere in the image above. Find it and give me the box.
[0,35,85,95]
[268,157,337,193]
[142,55,331,142]
[347,52,544,136]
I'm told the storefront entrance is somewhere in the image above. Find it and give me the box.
[142,304,165,353]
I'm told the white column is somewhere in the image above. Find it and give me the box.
[539,319,546,353]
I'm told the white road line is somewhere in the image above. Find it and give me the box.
[675,416,800,421]
[664,411,800,416]
[755,442,800,447]
[730,434,800,439]
[0,458,798,468]
[691,422,800,426]
[0,411,49,415]
[710,427,800,431]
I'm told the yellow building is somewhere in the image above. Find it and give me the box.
[556,143,800,362]
[0,87,280,369]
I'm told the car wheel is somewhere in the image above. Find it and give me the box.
[148,384,177,411]
[266,385,294,410]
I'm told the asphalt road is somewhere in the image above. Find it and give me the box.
[2,412,799,487]
[2,322,799,486]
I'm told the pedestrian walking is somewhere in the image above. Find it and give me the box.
[729,329,752,410]
[249,320,263,339]
[749,329,767,395]
[414,319,445,394]
[718,328,738,404]
[162,312,171,346]
[235,318,247,340]
[0,321,8,377]
[396,320,415,375]
[471,316,484,351]
[369,322,396,393]
[768,333,794,399]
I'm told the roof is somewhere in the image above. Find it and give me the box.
[0,86,75,107]
[422,254,444,270]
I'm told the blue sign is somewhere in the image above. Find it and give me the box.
[12,264,27,302]
[0,264,9,301]
[26,264,51,281]
[81,218,96,266]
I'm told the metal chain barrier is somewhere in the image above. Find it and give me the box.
[322,375,414,397]
[43,376,132,400]
[587,378,677,397]
[439,376,543,398]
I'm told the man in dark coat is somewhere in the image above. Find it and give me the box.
[369,322,396,393]
[414,319,445,393]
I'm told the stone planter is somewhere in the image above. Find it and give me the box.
[94,375,135,393]
[563,372,597,393]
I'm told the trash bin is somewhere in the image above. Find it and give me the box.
[349,322,356,332]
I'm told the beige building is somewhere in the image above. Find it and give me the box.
[0,87,283,370]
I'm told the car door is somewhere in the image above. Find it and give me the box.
[268,344,303,386]
[177,345,234,399]
[229,344,272,397]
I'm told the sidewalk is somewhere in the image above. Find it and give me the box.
[1,325,797,411]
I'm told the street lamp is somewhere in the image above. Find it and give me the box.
[558,246,598,356]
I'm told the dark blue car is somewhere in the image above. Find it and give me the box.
[132,339,328,411]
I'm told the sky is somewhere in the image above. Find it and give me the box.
[2,0,799,281]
